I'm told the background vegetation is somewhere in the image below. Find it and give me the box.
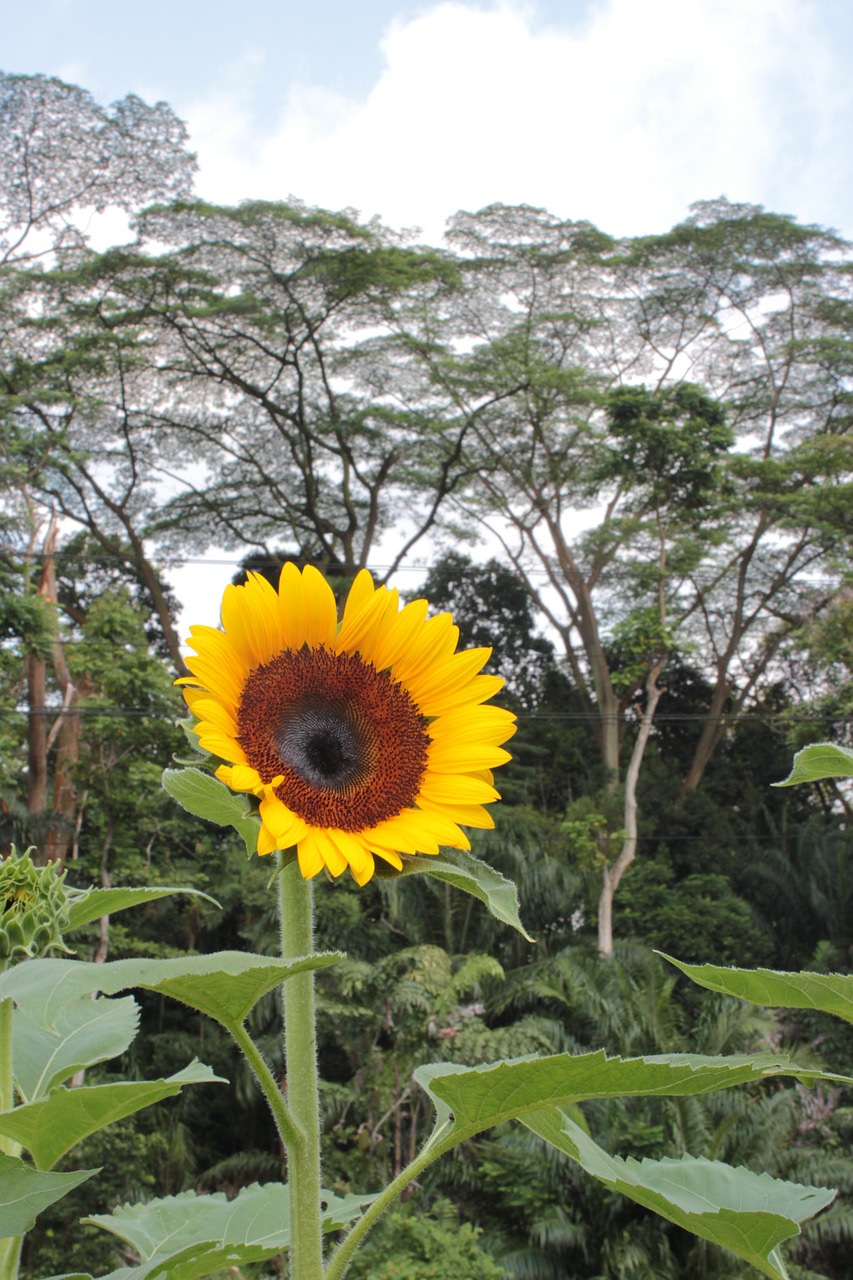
[1,72,851,1279]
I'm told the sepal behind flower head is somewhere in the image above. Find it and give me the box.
[0,847,74,963]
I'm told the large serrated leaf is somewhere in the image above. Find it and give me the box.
[161,767,261,856]
[65,887,220,932]
[414,1050,837,1145]
[13,995,140,1103]
[0,1152,97,1238]
[661,956,853,1025]
[399,849,532,941]
[774,742,853,785]
[0,951,341,1034]
[522,1108,834,1280]
[82,1182,370,1280]
[0,1061,223,1170]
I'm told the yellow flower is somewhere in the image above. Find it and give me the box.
[179,564,516,885]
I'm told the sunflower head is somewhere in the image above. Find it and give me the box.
[178,564,516,885]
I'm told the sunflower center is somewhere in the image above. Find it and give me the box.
[237,646,429,832]
[275,701,367,790]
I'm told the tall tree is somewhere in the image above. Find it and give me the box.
[0,73,194,265]
[53,199,502,584]
[416,200,852,950]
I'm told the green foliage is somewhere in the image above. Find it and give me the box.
[607,608,677,697]
[2,76,852,1279]
[396,850,533,943]
[599,382,733,517]
[617,863,773,966]
[12,993,140,1101]
[417,554,554,710]
[663,960,853,1027]
[0,950,342,1038]
[522,1109,834,1280]
[343,1199,508,1280]
[775,743,853,786]
[0,1153,97,1237]
[76,1182,370,1280]
[0,1062,221,1171]
[161,765,262,858]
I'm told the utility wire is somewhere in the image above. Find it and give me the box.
[1,707,850,724]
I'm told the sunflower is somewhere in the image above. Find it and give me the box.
[179,564,516,885]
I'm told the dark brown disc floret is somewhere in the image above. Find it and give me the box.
[236,645,429,831]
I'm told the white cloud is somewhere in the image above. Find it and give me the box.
[182,0,850,241]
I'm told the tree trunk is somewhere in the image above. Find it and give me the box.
[683,673,731,791]
[26,654,48,833]
[43,687,80,868]
[26,518,60,861]
[598,664,665,956]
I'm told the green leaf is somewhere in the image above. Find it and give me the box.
[414,1049,838,1146]
[522,1108,834,1280]
[399,849,533,941]
[0,1151,97,1237]
[773,742,853,785]
[65,887,220,932]
[0,1061,223,1170]
[81,1182,370,1280]
[661,957,853,1025]
[13,995,140,1102]
[162,767,261,856]
[0,951,341,1035]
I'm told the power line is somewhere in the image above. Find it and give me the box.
[0,544,844,585]
[1,707,850,724]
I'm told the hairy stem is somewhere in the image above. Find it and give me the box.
[0,987,23,1280]
[278,856,324,1280]
[228,1020,301,1154]
[324,1119,456,1280]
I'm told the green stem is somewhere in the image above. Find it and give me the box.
[0,1238,22,1280]
[324,1119,456,1280]
[0,985,23,1280]
[228,1020,301,1153]
[278,856,324,1280]
[0,994,15,1144]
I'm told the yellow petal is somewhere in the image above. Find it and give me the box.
[341,568,377,620]
[416,798,496,829]
[312,829,349,877]
[417,773,500,805]
[198,731,248,764]
[372,847,403,871]
[277,563,310,649]
[389,613,459,686]
[409,809,471,850]
[339,587,400,660]
[419,673,506,717]
[426,742,513,771]
[183,654,245,711]
[296,831,326,878]
[371,597,430,671]
[257,824,278,856]
[301,565,339,647]
[220,577,282,670]
[429,705,517,744]
[327,829,375,882]
[350,853,375,886]
[216,763,263,793]
[191,698,239,738]
[408,647,493,706]
[259,796,309,847]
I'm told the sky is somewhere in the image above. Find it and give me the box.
[5,0,853,243]
[4,0,852,625]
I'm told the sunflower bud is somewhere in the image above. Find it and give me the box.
[0,847,72,963]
